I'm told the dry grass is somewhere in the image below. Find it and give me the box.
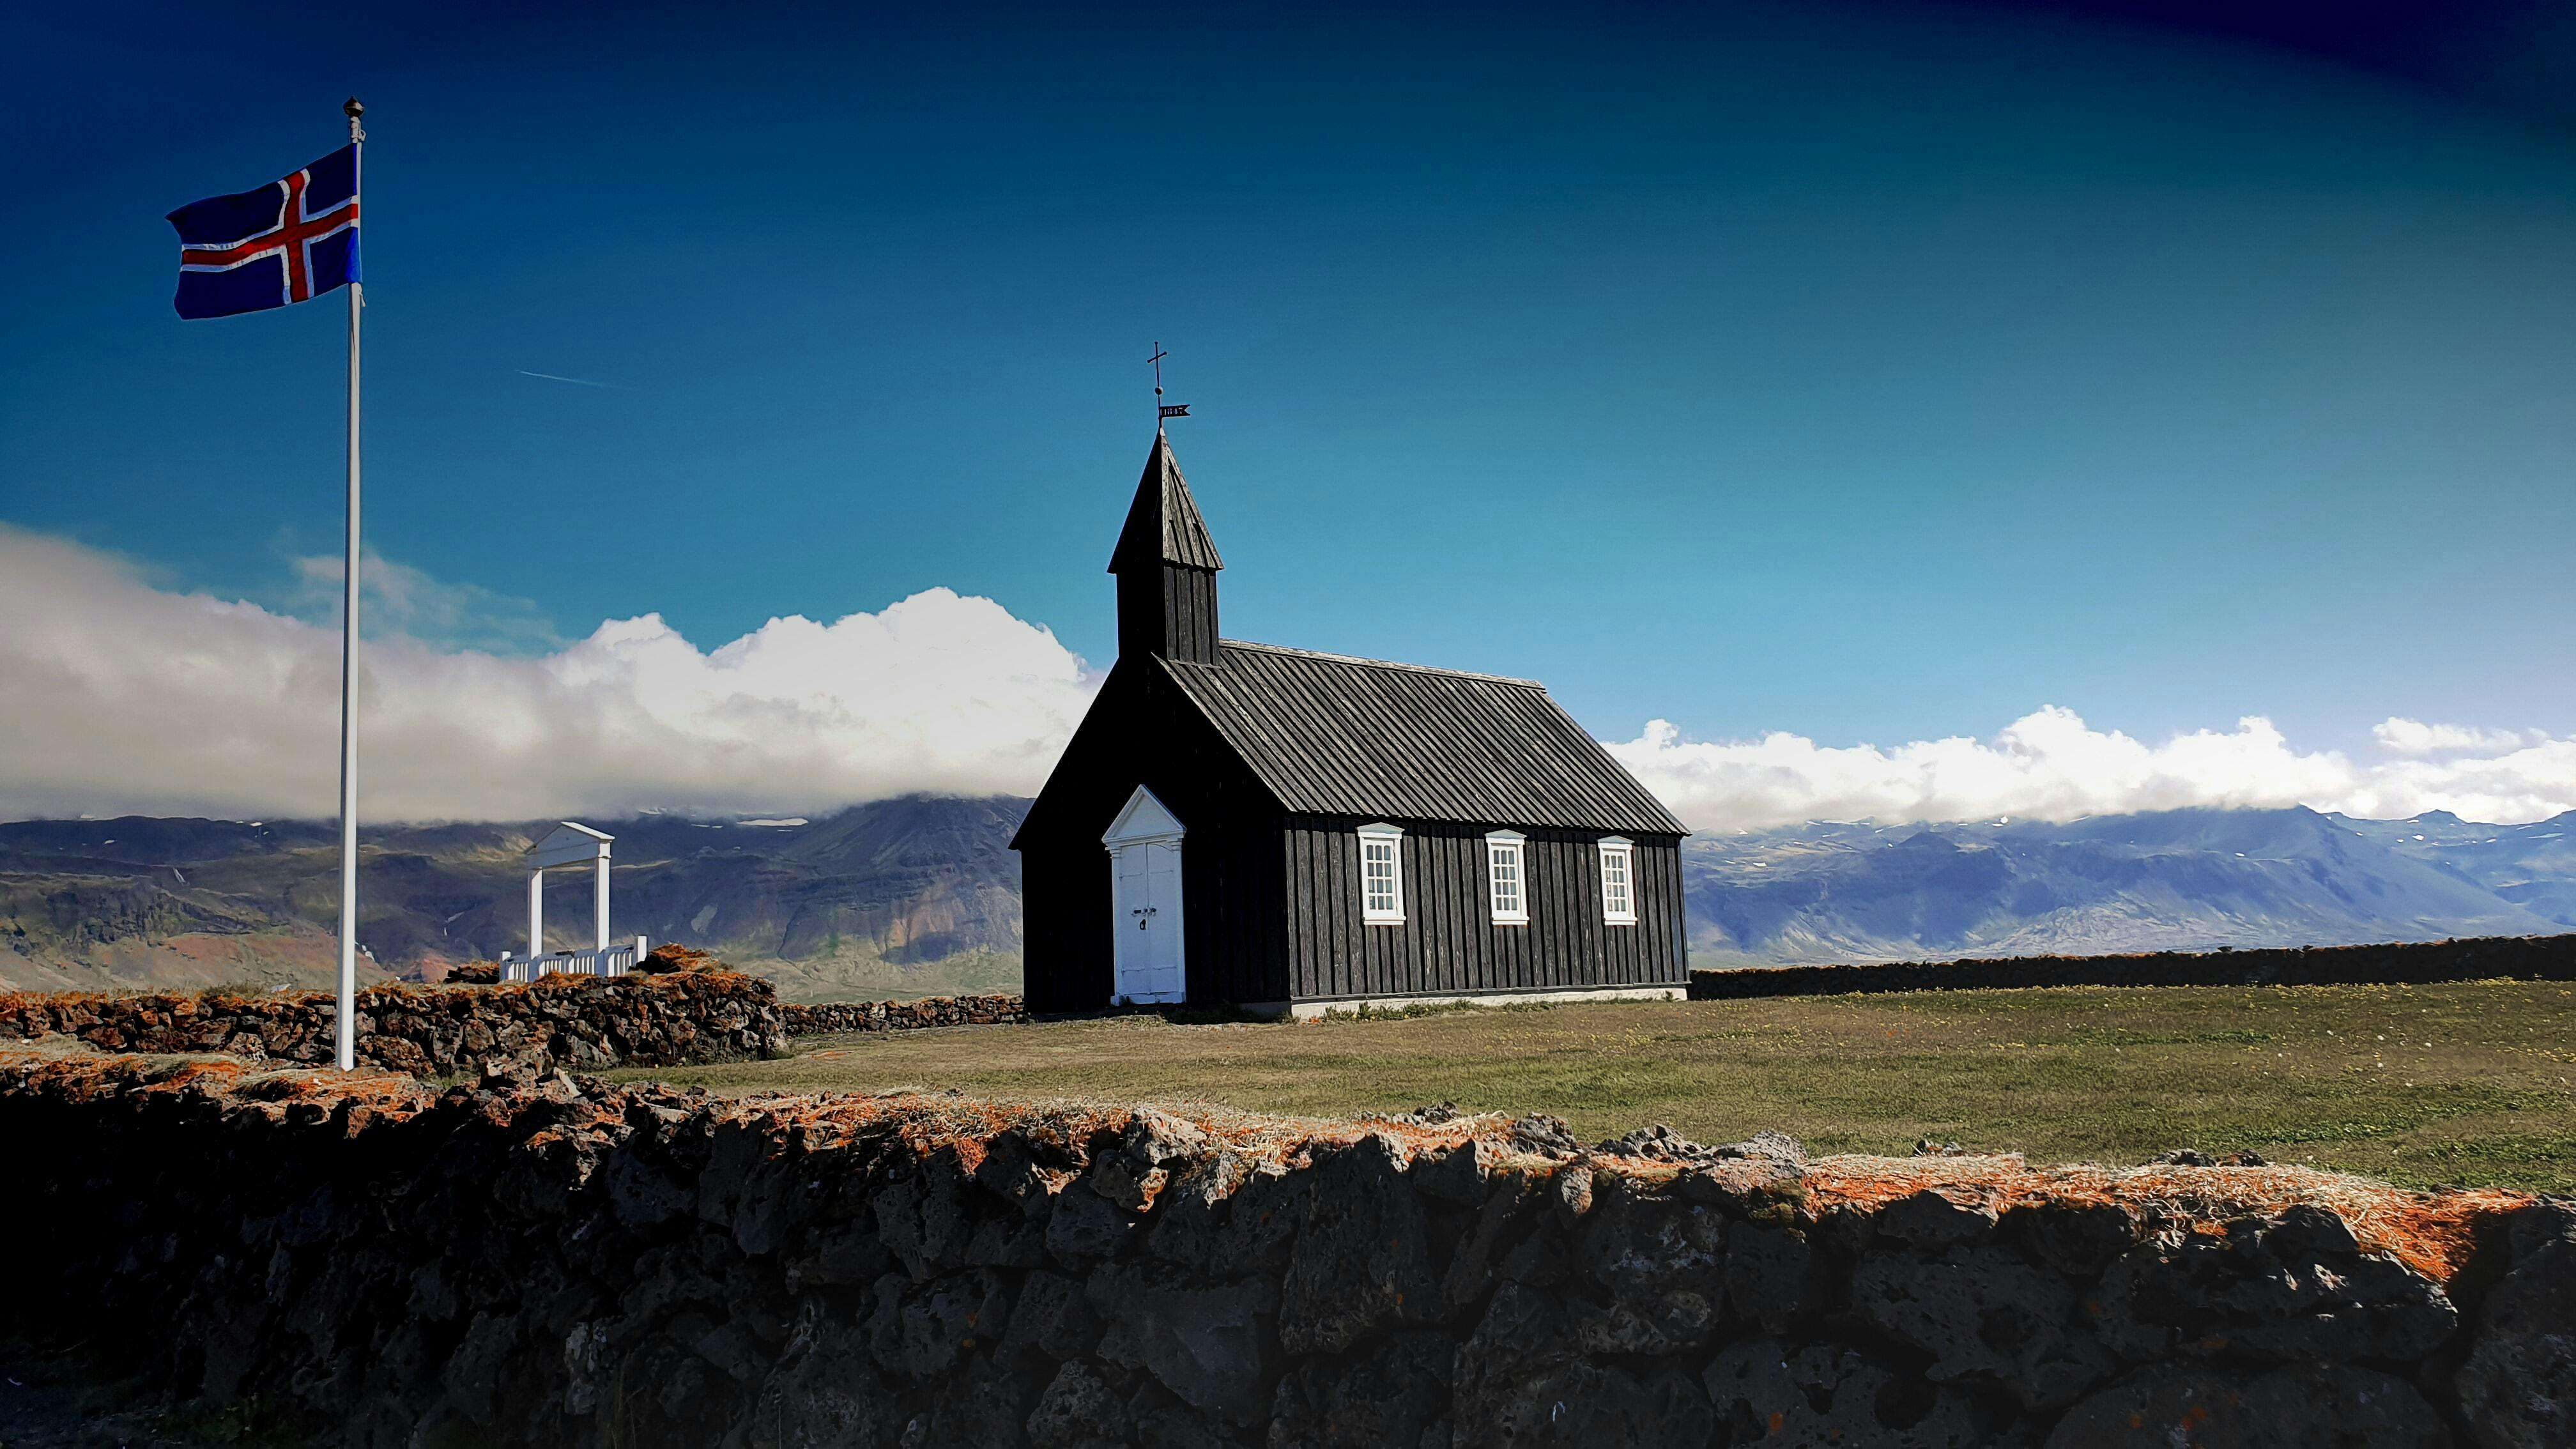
[617,979,2576,1193]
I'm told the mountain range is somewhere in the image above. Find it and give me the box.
[0,797,1026,999]
[1681,805,2573,965]
[3,799,2568,997]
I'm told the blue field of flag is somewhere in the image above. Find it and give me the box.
[167,144,359,319]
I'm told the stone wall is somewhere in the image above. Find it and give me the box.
[3,1050,2567,1448]
[0,969,787,1078]
[782,993,1027,1034]
[1690,932,2576,1000]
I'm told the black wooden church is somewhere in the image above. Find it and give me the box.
[1012,431,1689,1015]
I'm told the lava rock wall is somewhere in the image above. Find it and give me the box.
[2,1052,2568,1449]
[1690,932,2576,999]
[0,969,788,1077]
[783,994,1028,1034]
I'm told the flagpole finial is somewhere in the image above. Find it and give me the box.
[344,96,365,142]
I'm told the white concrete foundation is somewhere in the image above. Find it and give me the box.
[1238,984,1685,1020]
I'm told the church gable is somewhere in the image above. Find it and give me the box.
[1011,658,1281,849]
[1101,785,1185,845]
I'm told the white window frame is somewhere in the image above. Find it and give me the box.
[1598,836,1637,926]
[1485,830,1529,926]
[1358,823,1406,925]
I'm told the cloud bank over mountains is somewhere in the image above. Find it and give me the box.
[0,527,1096,822]
[3,526,2569,828]
[1606,709,2576,831]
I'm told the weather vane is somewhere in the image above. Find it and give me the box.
[1151,342,1188,428]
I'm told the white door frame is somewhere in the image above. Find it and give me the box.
[1102,785,1187,1004]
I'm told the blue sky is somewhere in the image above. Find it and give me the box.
[6,0,2573,781]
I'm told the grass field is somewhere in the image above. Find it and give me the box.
[617,980,2576,1193]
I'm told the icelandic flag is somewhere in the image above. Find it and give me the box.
[167,145,359,319]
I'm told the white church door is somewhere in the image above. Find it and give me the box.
[1102,786,1186,1004]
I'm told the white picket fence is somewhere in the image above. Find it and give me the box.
[498,935,650,983]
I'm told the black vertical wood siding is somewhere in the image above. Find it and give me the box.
[1114,564,1218,664]
[1027,764,1687,1007]
[1020,662,1688,1009]
[1017,661,1285,1013]
[1277,819,1687,1001]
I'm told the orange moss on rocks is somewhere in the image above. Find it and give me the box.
[637,942,721,973]
[1794,1154,2521,1282]
[6,1046,2526,1285]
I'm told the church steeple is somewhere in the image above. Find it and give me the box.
[1108,429,1223,664]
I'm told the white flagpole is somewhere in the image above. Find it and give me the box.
[335,96,365,1072]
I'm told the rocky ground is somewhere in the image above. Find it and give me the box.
[0,1346,251,1449]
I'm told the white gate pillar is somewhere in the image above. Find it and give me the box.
[528,869,545,960]
[592,855,610,951]
[521,823,615,972]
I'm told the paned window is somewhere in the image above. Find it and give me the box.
[1598,837,1637,926]
[1358,824,1405,924]
[1487,831,1528,925]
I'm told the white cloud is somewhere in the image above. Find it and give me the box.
[1606,707,2576,831]
[0,525,1097,822]
[2370,717,2533,756]
[6,526,2570,832]
[289,549,566,654]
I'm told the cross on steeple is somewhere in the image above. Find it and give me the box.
[1151,341,1188,426]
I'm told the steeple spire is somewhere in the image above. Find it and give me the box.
[1110,431,1223,574]
[1109,431,1222,663]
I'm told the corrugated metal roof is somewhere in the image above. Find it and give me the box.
[1158,640,1687,836]
[1107,431,1223,574]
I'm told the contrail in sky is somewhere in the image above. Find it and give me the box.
[516,369,617,388]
